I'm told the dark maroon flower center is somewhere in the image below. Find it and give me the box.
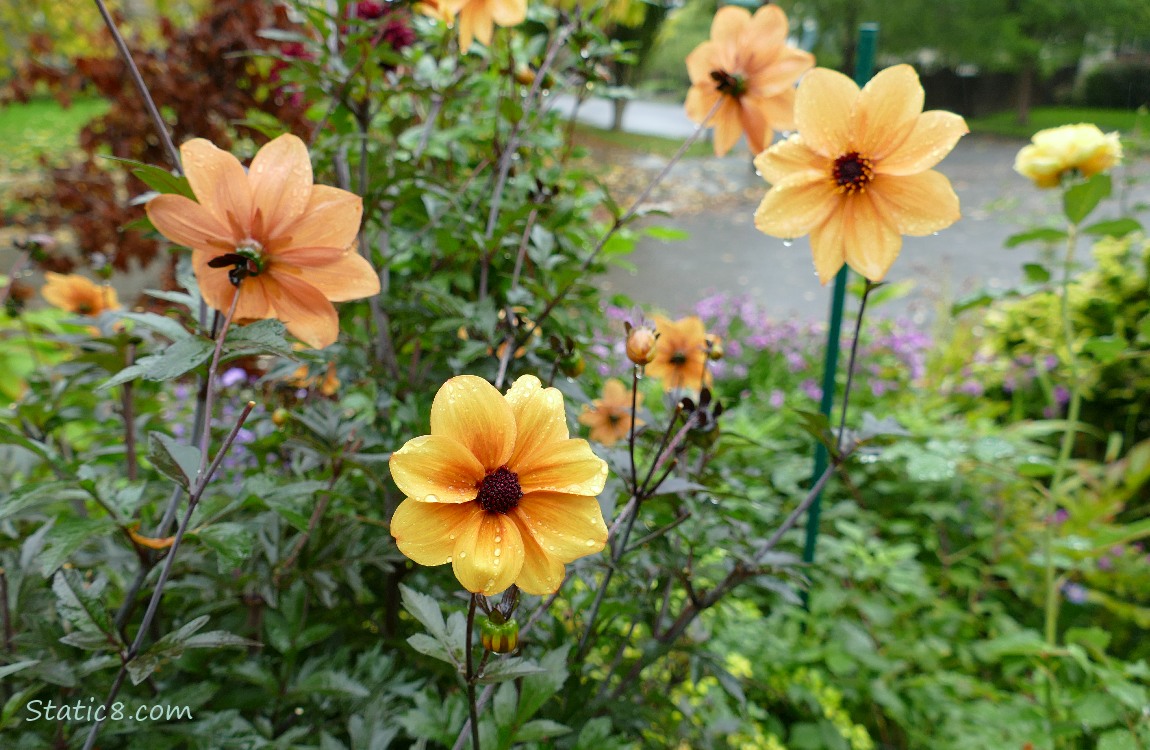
[476,466,523,514]
[832,151,874,193]
[670,351,688,365]
[710,70,746,98]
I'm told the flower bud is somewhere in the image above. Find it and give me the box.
[272,408,290,427]
[560,352,585,377]
[626,325,658,365]
[514,66,536,86]
[705,334,723,360]
[480,615,519,654]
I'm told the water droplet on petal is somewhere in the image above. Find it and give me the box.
[458,551,467,559]
[494,548,501,557]
[493,535,502,543]
[585,539,596,546]
[782,239,794,247]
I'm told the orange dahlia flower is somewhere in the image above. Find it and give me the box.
[645,315,713,392]
[146,134,380,349]
[579,379,643,447]
[388,374,609,596]
[753,64,968,284]
[426,0,526,54]
[685,5,814,157]
[41,273,120,316]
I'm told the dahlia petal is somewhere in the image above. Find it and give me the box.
[754,174,839,239]
[147,194,234,252]
[490,0,525,27]
[870,171,961,236]
[505,375,569,469]
[710,6,751,48]
[234,274,272,320]
[685,86,720,126]
[179,139,253,238]
[512,525,567,595]
[842,192,903,282]
[263,271,340,349]
[452,511,524,596]
[794,68,858,158]
[712,98,744,156]
[248,134,314,237]
[391,498,481,565]
[747,48,814,96]
[389,434,486,504]
[513,492,607,564]
[192,248,242,313]
[517,438,608,496]
[273,185,362,254]
[809,209,848,285]
[685,43,718,85]
[877,111,969,175]
[276,250,380,302]
[853,64,924,161]
[430,375,516,472]
[745,5,788,56]
[458,4,476,52]
[738,96,770,155]
[753,135,826,185]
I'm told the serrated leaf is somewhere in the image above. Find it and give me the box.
[147,432,202,488]
[516,645,569,723]
[100,337,214,390]
[0,660,39,679]
[476,657,546,684]
[53,569,114,635]
[400,584,447,640]
[407,634,454,664]
[225,319,296,358]
[115,311,191,342]
[0,481,87,521]
[196,523,254,572]
[40,518,116,576]
[131,164,195,199]
[1004,228,1067,247]
[1063,173,1111,223]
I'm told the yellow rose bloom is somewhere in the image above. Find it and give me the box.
[1014,123,1123,189]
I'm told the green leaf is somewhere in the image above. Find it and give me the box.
[183,630,260,649]
[125,615,212,685]
[131,164,195,199]
[1063,173,1111,223]
[115,311,191,342]
[644,225,690,241]
[1073,693,1123,729]
[52,569,114,636]
[399,584,447,641]
[574,718,615,750]
[1097,728,1139,750]
[147,432,202,488]
[476,657,547,684]
[516,645,569,723]
[59,630,119,651]
[1004,228,1067,247]
[225,319,296,359]
[292,670,371,698]
[1082,335,1128,364]
[492,682,517,733]
[514,719,571,742]
[1083,217,1142,237]
[0,481,87,521]
[0,660,39,680]
[100,337,214,390]
[1022,262,1051,283]
[40,518,116,577]
[406,634,453,664]
[196,523,254,572]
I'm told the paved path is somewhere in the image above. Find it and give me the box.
[556,96,1148,323]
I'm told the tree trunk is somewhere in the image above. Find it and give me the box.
[1015,58,1035,126]
[611,98,627,132]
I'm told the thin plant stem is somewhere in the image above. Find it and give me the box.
[93,0,181,172]
[516,98,721,349]
[464,594,482,750]
[1043,221,1081,745]
[629,365,640,493]
[121,343,138,481]
[83,288,246,750]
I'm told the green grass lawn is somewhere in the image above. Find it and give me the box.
[967,106,1146,139]
[573,123,715,159]
[0,96,109,172]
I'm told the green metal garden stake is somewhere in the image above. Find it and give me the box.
[800,23,879,603]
